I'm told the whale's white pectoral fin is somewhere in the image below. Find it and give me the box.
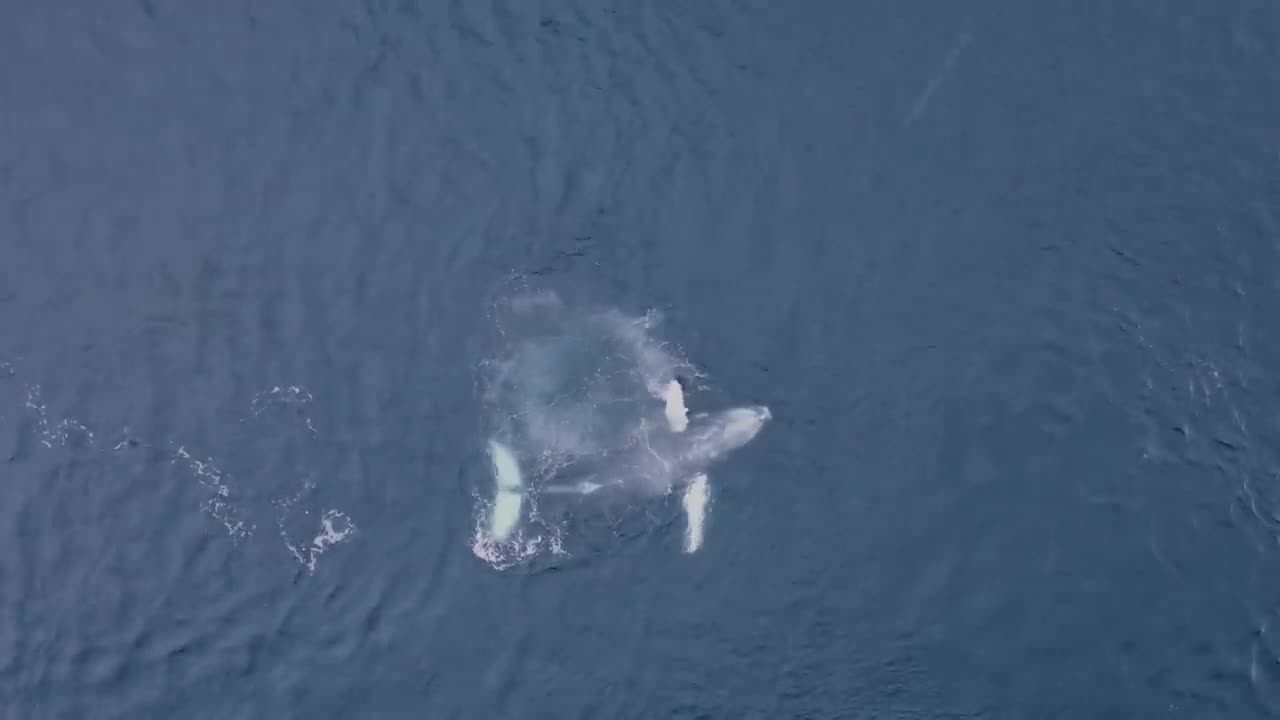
[681,473,709,553]
[651,379,689,432]
[487,439,523,541]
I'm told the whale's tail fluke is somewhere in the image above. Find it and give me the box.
[487,439,523,541]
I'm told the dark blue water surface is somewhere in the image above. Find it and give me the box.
[4,2,1280,717]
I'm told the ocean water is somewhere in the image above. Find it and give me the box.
[3,2,1280,717]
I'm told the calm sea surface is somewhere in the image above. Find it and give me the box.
[3,2,1280,717]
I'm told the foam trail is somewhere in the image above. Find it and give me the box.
[487,439,523,541]
[682,473,709,553]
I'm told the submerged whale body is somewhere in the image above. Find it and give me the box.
[543,404,771,497]
[484,392,771,553]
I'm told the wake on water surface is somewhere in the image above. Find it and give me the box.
[469,291,770,570]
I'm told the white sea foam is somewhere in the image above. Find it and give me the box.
[282,509,356,573]
[23,385,95,449]
[173,445,253,540]
[250,384,317,435]
[3,369,359,569]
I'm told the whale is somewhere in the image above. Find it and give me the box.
[543,404,771,497]
[484,400,771,552]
